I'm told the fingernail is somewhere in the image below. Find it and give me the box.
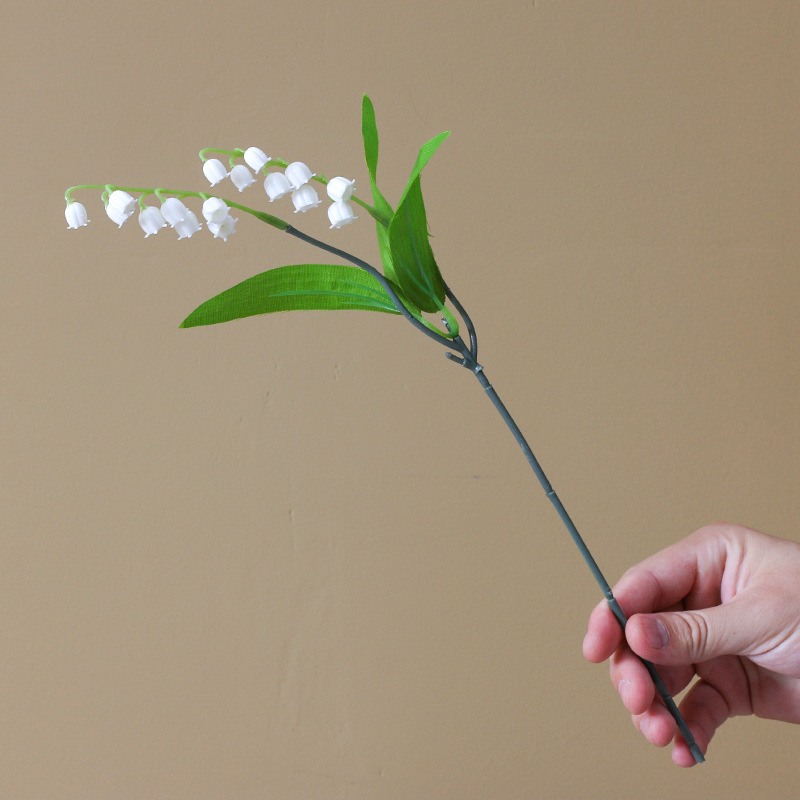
[640,616,669,649]
[640,716,651,742]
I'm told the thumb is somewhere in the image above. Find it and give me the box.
[626,600,760,666]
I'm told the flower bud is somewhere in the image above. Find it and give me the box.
[203,158,228,187]
[229,164,255,192]
[326,177,356,202]
[291,184,321,213]
[264,172,292,201]
[243,147,270,172]
[65,202,89,229]
[285,161,314,189]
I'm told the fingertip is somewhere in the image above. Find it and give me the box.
[672,740,704,768]
[584,603,624,662]
[582,629,604,663]
[637,706,676,748]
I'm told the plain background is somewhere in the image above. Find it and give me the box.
[3,1,799,797]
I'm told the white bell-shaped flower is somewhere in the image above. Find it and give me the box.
[264,172,292,201]
[243,147,270,172]
[139,206,167,238]
[202,197,230,224]
[229,164,255,192]
[208,214,238,242]
[203,158,228,187]
[105,190,136,228]
[106,205,129,227]
[285,161,314,189]
[160,197,191,227]
[326,177,356,202]
[291,184,321,213]
[65,202,89,229]
[327,200,358,229]
[173,210,202,240]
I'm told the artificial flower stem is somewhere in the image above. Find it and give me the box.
[349,195,391,228]
[198,148,242,162]
[284,225,460,348]
[461,359,705,764]
[283,216,704,767]
[223,199,288,231]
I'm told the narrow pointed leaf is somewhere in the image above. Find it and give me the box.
[361,94,381,188]
[361,95,397,284]
[397,130,450,208]
[180,263,401,328]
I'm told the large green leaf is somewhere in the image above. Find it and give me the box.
[388,177,447,313]
[386,128,450,313]
[180,263,401,328]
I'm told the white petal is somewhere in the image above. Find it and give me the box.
[65,202,89,229]
[106,203,131,228]
[229,164,255,192]
[161,197,191,226]
[107,190,136,217]
[174,210,202,239]
[203,159,228,186]
[291,185,321,213]
[327,200,357,229]
[208,214,238,242]
[243,147,270,172]
[202,197,230,224]
[139,206,167,237]
[285,161,314,189]
[264,172,292,201]
[326,177,356,202]
[106,190,136,226]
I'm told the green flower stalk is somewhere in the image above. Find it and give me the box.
[64,95,705,764]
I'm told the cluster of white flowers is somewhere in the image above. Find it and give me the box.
[64,146,359,238]
[203,146,358,230]
[64,189,238,241]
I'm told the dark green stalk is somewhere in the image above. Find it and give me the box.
[448,338,705,765]
[282,223,705,764]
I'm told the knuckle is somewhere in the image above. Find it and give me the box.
[673,612,713,661]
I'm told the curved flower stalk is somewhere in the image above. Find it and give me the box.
[63,95,704,765]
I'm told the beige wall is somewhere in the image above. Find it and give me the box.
[4,1,799,797]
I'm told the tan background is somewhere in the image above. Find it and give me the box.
[3,1,798,797]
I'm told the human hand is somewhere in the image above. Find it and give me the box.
[583,523,800,766]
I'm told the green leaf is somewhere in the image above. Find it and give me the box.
[386,129,450,313]
[180,263,401,328]
[361,95,397,283]
[388,177,447,313]
[398,130,450,208]
[361,94,381,187]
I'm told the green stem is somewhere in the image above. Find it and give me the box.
[198,148,242,163]
[225,199,288,231]
[65,184,103,203]
[283,225,461,347]
[350,195,391,227]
